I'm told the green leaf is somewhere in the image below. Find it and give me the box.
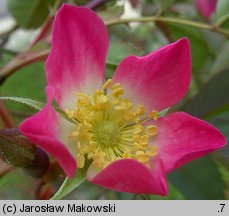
[154,0,174,10]
[105,64,117,80]
[205,109,229,159]
[7,0,55,29]
[1,60,46,101]
[98,4,124,20]
[181,69,229,118]
[167,24,211,73]
[149,183,185,200]
[0,170,16,189]
[168,156,225,199]
[0,169,36,199]
[216,0,229,28]
[51,160,91,200]
[0,97,45,111]
[181,69,229,160]
[210,43,229,75]
[0,49,49,80]
[106,41,143,66]
[0,97,69,123]
[105,41,143,79]
[1,59,47,123]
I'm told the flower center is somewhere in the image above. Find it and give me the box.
[65,79,159,169]
[96,121,120,146]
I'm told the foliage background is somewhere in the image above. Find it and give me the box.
[0,0,229,200]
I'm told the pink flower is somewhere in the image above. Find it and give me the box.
[19,4,226,195]
[195,0,217,18]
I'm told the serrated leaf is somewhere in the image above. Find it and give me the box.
[51,160,91,200]
[0,97,45,111]
[0,97,70,124]
[7,0,55,29]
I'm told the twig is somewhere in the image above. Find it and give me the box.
[0,49,49,85]
[105,16,229,38]
[0,24,18,48]
[0,101,15,128]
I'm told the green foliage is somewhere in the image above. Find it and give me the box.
[181,69,229,118]
[51,160,91,200]
[105,41,144,79]
[167,24,211,73]
[106,41,144,66]
[0,97,45,111]
[98,4,124,20]
[216,0,229,28]
[207,111,229,160]
[181,69,229,159]
[154,0,174,10]
[149,183,185,200]
[1,61,46,123]
[211,44,229,75]
[168,156,225,199]
[7,0,55,29]
[0,169,35,199]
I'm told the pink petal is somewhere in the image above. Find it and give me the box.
[112,38,191,112]
[46,4,109,109]
[196,0,217,18]
[19,86,76,177]
[156,112,226,173]
[88,158,168,195]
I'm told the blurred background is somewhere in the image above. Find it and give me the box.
[0,0,229,200]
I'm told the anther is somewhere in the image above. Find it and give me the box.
[103,79,113,89]
[148,110,159,120]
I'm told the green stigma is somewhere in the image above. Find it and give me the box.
[95,121,120,146]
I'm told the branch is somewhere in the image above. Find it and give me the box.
[0,101,15,128]
[0,49,49,84]
[105,16,229,38]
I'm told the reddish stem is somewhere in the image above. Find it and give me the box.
[0,101,15,127]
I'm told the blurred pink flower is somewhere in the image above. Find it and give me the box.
[195,0,217,18]
[20,4,226,195]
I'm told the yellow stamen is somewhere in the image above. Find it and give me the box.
[77,153,85,168]
[148,110,159,120]
[146,125,157,136]
[112,88,124,97]
[65,79,158,170]
[103,79,113,89]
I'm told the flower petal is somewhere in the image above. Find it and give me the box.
[87,158,167,195]
[112,38,191,112]
[156,112,227,173]
[46,4,109,109]
[19,86,76,177]
[195,0,217,18]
